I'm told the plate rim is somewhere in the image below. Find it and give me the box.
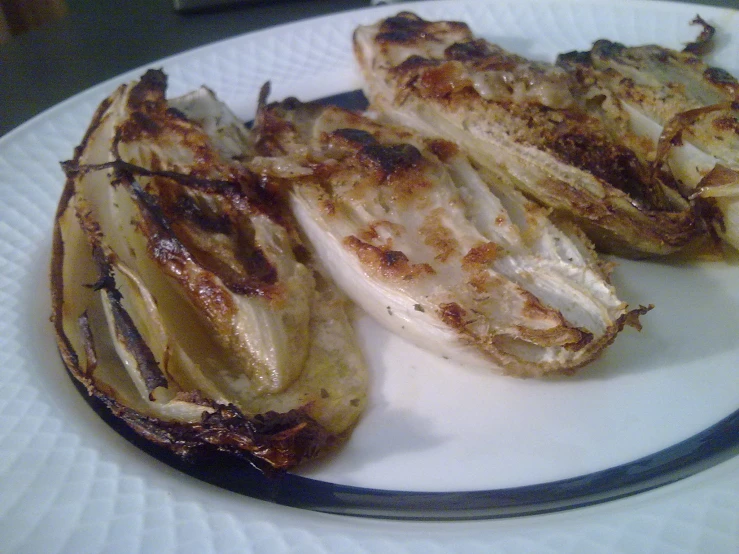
[70,367,739,520]
[3,0,739,550]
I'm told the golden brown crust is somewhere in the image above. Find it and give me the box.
[253,96,637,376]
[419,208,460,263]
[461,242,500,271]
[50,70,348,472]
[356,12,702,257]
[343,235,436,281]
[52,196,330,471]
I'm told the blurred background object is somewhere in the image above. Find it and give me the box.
[0,0,366,136]
[0,0,68,42]
[173,0,259,12]
[1,0,737,136]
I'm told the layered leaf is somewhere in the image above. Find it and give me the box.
[250,96,646,377]
[557,18,739,249]
[353,12,700,257]
[51,70,367,470]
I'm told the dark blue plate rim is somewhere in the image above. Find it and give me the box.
[72,371,739,521]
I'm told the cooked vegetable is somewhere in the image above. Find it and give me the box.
[50,70,367,470]
[250,92,648,377]
[557,18,739,249]
[353,12,700,257]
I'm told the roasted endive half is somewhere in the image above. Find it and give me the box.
[250,94,648,377]
[557,18,739,249]
[50,70,368,470]
[353,12,700,257]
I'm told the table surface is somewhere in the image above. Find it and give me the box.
[0,0,737,137]
[0,0,368,137]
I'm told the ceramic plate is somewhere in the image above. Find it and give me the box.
[2,0,739,551]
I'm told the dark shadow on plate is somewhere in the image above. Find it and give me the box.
[300,311,450,474]
[294,403,449,479]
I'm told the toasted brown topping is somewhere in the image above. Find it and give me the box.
[703,67,739,92]
[343,235,435,281]
[545,130,660,208]
[712,114,739,133]
[152,184,280,298]
[95,71,289,301]
[697,163,739,190]
[438,302,467,329]
[462,242,500,270]
[128,69,167,107]
[319,197,336,216]
[119,179,237,315]
[253,109,296,156]
[392,55,441,74]
[323,127,435,206]
[330,128,378,149]
[117,71,171,143]
[467,270,495,293]
[376,13,429,44]
[419,208,459,262]
[359,142,423,175]
[444,39,492,61]
[357,220,405,242]
[172,192,233,234]
[327,127,424,177]
[376,12,470,46]
[592,39,627,60]
[417,61,473,99]
[425,138,459,162]
[561,330,594,351]
[555,49,592,70]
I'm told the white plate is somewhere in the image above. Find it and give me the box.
[2,0,739,551]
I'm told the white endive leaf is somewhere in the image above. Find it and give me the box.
[51,70,368,470]
[353,13,698,257]
[558,34,739,250]
[251,99,642,377]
